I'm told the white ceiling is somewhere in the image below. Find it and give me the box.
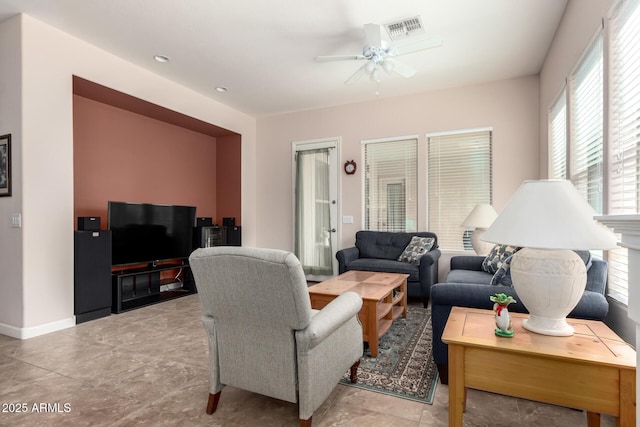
[0,0,567,118]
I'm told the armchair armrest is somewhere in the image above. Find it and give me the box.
[296,291,363,350]
[336,247,360,274]
[450,255,485,271]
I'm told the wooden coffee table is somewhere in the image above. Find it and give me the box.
[307,270,408,357]
[442,307,636,427]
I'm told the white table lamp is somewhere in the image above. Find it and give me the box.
[482,180,617,336]
[461,204,498,255]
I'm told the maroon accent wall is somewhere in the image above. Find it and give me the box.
[73,94,239,228]
[216,134,242,225]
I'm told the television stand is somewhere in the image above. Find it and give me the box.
[111,261,195,313]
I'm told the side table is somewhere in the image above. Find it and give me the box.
[442,307,636,427]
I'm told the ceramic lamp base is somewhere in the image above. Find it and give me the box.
[522,315,575,336]
[510,247,587,337]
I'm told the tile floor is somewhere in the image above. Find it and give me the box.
[0,294,615,426]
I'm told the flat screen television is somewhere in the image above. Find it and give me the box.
[108,201,196,267]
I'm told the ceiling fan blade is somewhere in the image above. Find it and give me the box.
[394,36,443,56]
[387,59,417,78]
[314,54,365,62]
[364,23,382,47]
[344,63,368,85]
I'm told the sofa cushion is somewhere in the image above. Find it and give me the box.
[398,236,436,265]
[347,258,419,281]
[445,269,492,285]
[355,232,413,260]
[481,244,520,274]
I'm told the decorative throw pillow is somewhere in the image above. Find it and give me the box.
[482,244,520,275]
[398,236,435,265]
[490,254,514,286]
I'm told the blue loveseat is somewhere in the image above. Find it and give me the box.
[431,254,610,384]
[336,230,441,307]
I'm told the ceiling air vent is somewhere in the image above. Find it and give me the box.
[385,16,425,41]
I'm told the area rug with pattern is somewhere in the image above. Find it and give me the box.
[339,305,439,404]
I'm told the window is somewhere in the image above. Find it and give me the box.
[607,0,640,304]
[569,32,604,214]
[546,4,640,305]
[427,129,492,251]
[609,0,640,215]
[549,88,567,179]
[363,137,417,232]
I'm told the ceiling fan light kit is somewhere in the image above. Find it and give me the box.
[314,19,442,87]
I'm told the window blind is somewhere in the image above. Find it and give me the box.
[569,32,604,214]
[363,138,418,232]
[549,89,567,179]
[609,0,640,214]
[427,129,492,251]
[607,0,640,303]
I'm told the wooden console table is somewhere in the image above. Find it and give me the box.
[307,270,408,357]
[442,307,636,427]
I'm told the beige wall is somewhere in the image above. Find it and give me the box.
[0,14,257,338]
[0,15,23,329]
[256,75,540,253]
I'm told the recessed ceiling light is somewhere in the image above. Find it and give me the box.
[154,55,170,63]
[215,86,228,93]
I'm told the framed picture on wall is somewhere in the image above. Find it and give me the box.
[0,134,11,197]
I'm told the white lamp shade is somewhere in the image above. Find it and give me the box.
[482,180,617,250]
[461,204,498,229]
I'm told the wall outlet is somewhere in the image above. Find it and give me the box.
[342,215,353,224]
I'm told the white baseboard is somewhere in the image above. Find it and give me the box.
[0,316,76,340]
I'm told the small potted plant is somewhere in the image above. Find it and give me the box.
[490,293,517,337]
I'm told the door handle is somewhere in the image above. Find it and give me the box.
[330,228,336,233]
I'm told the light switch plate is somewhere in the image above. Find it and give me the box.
[11,213,21,228]
[342,215,354,224]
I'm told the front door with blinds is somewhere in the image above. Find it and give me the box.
[293,138,339,281]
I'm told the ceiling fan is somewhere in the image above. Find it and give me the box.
[314,23,443,85]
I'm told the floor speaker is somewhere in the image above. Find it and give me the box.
[77,216,101,231]
[74,230,112,323]
[196,217,213,227]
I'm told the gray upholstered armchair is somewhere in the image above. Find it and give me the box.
[189,247,364,427]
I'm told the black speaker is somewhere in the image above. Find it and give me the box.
[223,226,242,246]
[77,216,101,231]
[74,230,111,323]
[196,217,213,227]
[222,217,235,226]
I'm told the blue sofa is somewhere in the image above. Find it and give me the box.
[336,231,441,307]
[431,254,609,384]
